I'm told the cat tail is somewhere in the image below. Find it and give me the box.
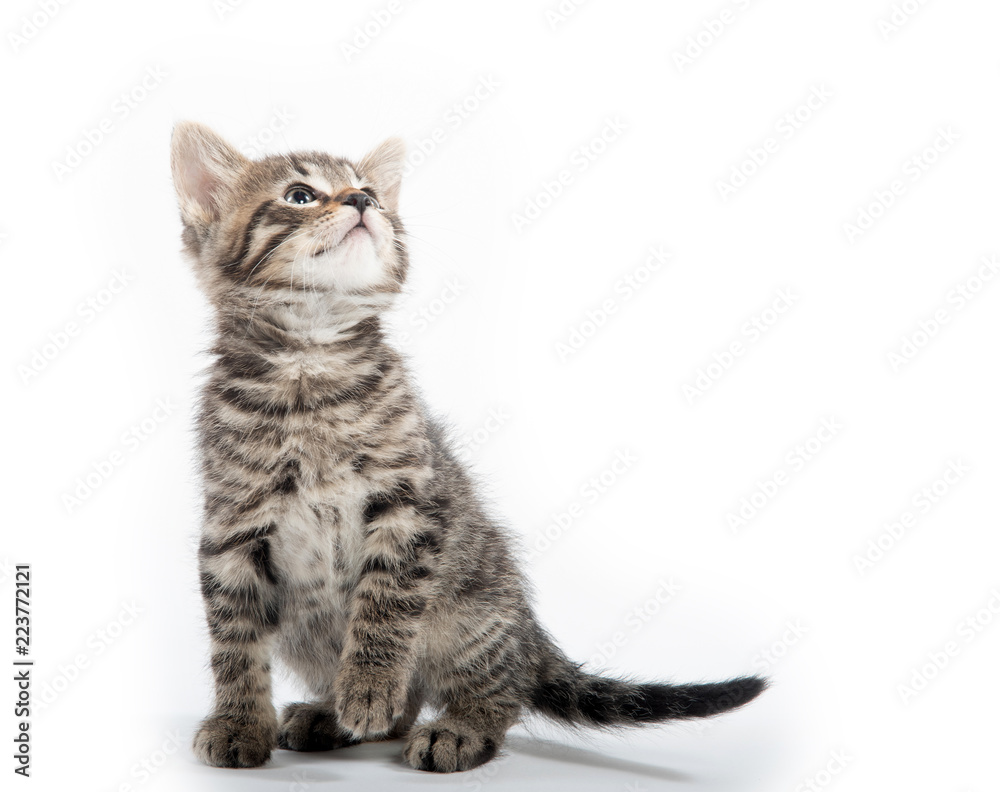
[528,637,767,727]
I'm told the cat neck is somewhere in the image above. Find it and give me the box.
[213,285,392,350]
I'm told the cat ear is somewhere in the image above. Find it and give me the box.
[358,138,406,211]
[171,122,249,225]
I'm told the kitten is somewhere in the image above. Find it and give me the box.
[170,122,766,773]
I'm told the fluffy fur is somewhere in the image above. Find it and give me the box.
[170,121,766,773]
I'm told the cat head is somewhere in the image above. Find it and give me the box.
[170,122,408,302]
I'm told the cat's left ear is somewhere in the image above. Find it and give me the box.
[171,121,249,226]
[358,138,406,212]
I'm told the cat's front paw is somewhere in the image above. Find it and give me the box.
[193,714,276,768]
[333,663,408,739]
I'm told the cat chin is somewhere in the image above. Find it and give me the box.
[300,239,392,293]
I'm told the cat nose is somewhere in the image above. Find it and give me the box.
[340,191,374,215]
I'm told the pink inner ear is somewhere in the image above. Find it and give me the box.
[180,156,221,217]
[179,148,229,220]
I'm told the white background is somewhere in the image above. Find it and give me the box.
[4,0,999,790]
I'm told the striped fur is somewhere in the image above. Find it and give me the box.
[171,122,766,773]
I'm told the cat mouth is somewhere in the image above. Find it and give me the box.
[312,221,371,257]
[344,224,371,242]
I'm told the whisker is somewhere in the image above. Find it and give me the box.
[246,226,313,282]
[240,226,318,335]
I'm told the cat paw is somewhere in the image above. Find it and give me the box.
[403,721,500,773]
[193,714,276,768]
[333,664,407,739]
[277,702,359,751]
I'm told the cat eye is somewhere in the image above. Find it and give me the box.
[283,186,317,205]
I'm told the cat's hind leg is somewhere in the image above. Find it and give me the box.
[277,701,358,751]
[402,699,518,773]
[404,616,524,772]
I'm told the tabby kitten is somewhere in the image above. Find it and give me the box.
[170,122,766,774]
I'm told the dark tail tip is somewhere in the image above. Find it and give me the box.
[532,670,768,727]
[633,675,769,722]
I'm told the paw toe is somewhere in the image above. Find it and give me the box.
[404,723,498,773]
[193,715,275,768]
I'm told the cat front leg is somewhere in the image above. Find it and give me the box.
[193,523,282,768]
[334,484,439,739]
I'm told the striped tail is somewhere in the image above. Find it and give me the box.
[530,641,767,727]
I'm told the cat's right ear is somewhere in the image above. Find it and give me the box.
[171,122,248,226]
